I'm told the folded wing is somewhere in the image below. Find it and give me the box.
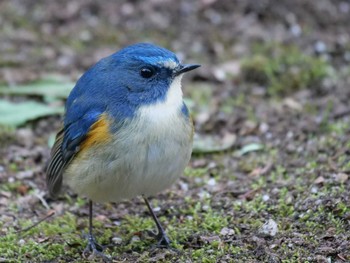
[46,109,111,198]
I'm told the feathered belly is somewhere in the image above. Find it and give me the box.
[64,117,193,203]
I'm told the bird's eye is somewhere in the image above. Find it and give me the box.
[140,67,155,78]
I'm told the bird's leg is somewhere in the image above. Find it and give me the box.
[143,197,171,248]
[83,200,110,261]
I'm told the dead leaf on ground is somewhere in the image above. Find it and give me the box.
[193,132,236,154]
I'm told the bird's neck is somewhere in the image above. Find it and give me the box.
[137,75,184,122]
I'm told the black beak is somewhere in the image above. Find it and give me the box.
[174,64,201,76]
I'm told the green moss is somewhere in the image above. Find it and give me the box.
[1,181,22,192]
[184,167,209,178]
[324,120,349,134]
[0,213,82,261]
[220,93,246,113]
[241,44,331,96]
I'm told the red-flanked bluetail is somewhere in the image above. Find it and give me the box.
[46,43,200,259]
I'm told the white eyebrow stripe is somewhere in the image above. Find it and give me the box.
[160,59,178,69]
[137,56,179,70]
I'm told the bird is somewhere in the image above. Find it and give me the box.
[46,42,200,259]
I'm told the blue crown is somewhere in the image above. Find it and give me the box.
[113,43,180,67]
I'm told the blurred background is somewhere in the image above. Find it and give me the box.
[0,0,349,261]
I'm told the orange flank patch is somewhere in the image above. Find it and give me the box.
[79,114,112,152]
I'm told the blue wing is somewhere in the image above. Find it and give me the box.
[46,78,106,198]
[46,113,104,198]
[46,56,132,198]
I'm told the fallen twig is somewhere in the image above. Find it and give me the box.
[17,210,55,234]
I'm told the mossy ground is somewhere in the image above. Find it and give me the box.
[1,1,350,262]
[1,123,349,262]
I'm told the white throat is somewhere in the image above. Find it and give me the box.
[138,75,183,122]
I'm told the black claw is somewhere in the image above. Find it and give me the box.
[156,232,171,248]
[147,230,171,248]
[83,233,111,261]
[83,233,104,252]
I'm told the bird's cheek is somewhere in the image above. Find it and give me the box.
[127,92,144,105]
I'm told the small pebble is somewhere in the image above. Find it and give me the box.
[153,206,161,212]
[207,178,216,186]
[311,186,318,193]
[198,191,210,199]
[113,220,121,226]
[112,237,122,245]
[314,41,327,53]
[16,129,34,147]
[16,170,34,179]
[258,219,278,237]
[194,177,203,184]
[8,177,15,183]
[290,24,302,36]
[202,205,210,211]
[220,227,235,236]
[262,194,270,202]
[131,235,140,243]
[259,122,269,133]
[186,215,193,221]
[179,181,189,191]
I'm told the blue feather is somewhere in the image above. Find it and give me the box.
[181,102,190,118]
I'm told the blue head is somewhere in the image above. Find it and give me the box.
[66,43,200,122]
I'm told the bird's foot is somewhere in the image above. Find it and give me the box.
[147,230,171,248]
[83,233,111,261]
[156,232,171,248]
